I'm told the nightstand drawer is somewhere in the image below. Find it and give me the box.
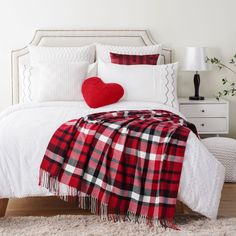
[180,104,227,118]
[188,118,228,133]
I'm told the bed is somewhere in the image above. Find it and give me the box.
[0,30,225,220]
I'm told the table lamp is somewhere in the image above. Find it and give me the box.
[182,47,211,100]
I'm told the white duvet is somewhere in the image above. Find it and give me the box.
[0,101,225,219]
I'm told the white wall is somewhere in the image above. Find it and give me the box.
[0,0,235,137]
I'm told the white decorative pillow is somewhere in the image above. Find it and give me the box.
[96,44,162,64]
[29,45,96,66]
[20,45,96,103]
[22,45,95,103]
[36,62,89,102]
[97,60,179,109]
[19,62,96,103]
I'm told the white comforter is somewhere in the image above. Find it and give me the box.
[0,101,225,219]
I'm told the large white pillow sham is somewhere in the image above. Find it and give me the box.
[97,60,179,109]
[19,63,97,103]
[36,62,89,102]
[96,43,162,64]
[19,45,96,103]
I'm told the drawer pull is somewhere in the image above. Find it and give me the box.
[201,109,205,113]
[201,123,205,127]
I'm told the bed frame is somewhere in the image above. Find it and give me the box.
[1,29,235,217]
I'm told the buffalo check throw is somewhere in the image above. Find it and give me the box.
[39,110,197,229]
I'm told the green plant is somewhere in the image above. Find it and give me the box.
[206,55,236,100]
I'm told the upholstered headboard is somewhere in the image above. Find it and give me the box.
[11,29,172,104]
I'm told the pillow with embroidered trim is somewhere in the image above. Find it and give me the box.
[97,60,179,109]
[19,62,97,103]
[19,45,96,103]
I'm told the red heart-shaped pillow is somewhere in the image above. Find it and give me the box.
[82,77,124,108]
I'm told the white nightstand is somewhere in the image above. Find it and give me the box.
[179,98,229,135]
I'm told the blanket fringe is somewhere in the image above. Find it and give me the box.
[39,170,179,230]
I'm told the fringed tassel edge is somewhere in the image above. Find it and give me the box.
[39,169,179,230]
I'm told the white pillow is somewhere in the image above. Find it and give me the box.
[19,63,97,103]
[19,45,96,103]
[97,60,179,109]
[29,45,96,66]
[36,62,89,102]
[96,43,162,64]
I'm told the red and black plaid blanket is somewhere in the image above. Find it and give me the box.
[39,110,196,229]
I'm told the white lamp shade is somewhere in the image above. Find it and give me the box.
[182,47,211,72]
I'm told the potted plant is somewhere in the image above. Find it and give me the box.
[206,55,236,100]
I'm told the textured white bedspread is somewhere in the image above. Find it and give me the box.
[0,101,225,219]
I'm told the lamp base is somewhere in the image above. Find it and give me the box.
[189,96,204,100]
